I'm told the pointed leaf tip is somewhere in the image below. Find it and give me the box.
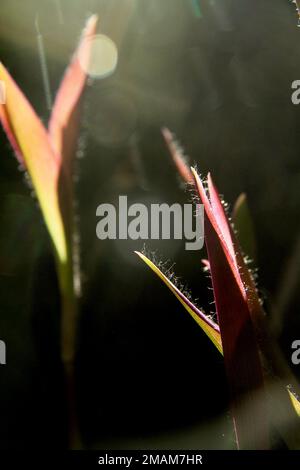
[162,128,194,184]
[232,192,257,262]
[135,251,223,353]
[49,14,99,165]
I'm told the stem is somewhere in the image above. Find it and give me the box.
[63,349,81,449]
[59,259,81,449]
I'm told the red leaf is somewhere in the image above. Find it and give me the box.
[0,94,24,165]
[48,15,98,171]
[161,127,194,184]
[192,168,270,449]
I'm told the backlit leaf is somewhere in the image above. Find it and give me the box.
[232,193,257,263]
[135,251,222,354]
[49,15,98,170]
[192,168,270,449]
[161,128,194,184]
[0,63,67,263]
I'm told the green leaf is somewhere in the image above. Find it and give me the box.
[0,63,67,264]
[232,193,257,263]
[135,251,223,354]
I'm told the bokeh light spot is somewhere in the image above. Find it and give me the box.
[79,34,118,79]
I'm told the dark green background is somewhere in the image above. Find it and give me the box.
[0,0,299,449]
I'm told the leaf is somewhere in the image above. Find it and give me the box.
[192,168,246,298]
[0,16,98,265]
[135,251,223,354]
[0,63,67,263]
[232,193,257,263]
[161,128,194,184]
[191,167,270,449]
[48,14,98,247]
[288,389,300,418]
[207,173,237,264]
[192,169,300,447]
[136,235,300,447]
[0,104,23,165]
[161,131,300,445]
[49,15,98,171]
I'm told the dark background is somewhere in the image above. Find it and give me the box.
[0,0,300,449]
